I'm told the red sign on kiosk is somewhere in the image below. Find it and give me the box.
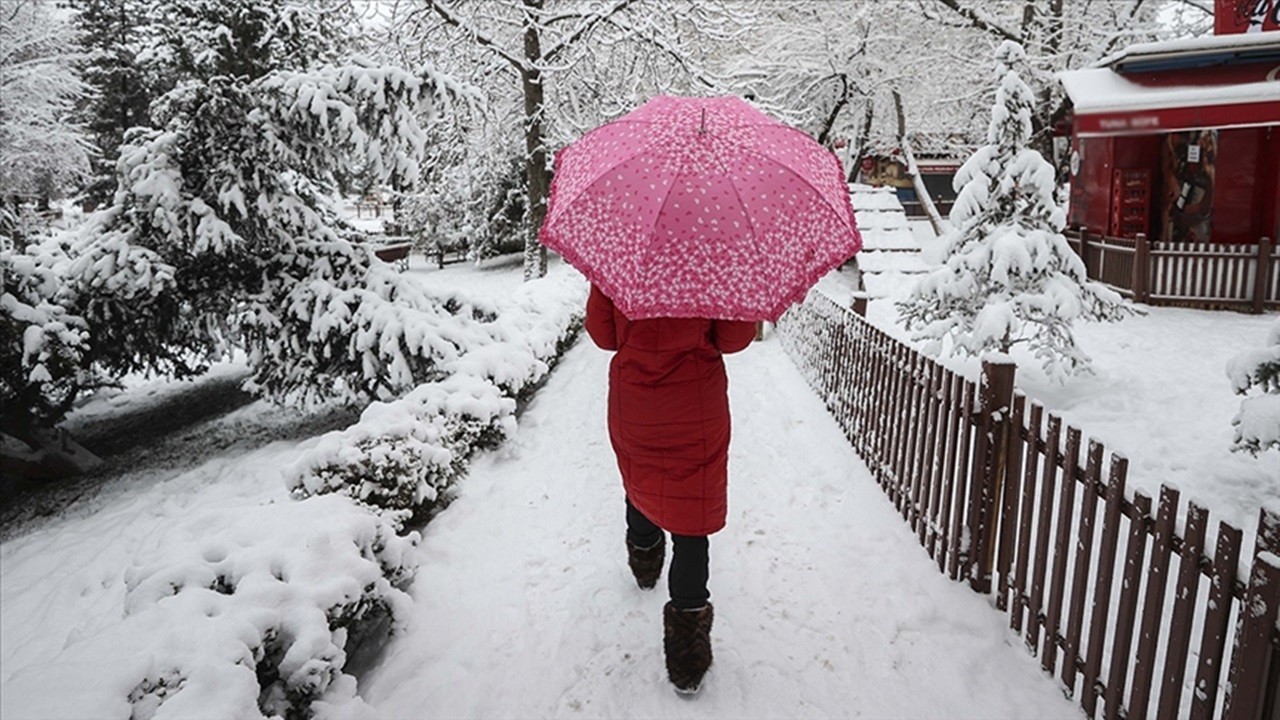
[1215,0,1280,34]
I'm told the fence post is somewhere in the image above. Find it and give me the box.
[1080,228,1094,279]
[1225,508,1280,720]
[1132,232,1150,303]
[1253,237,1273,314]
[968,357,1017,594]
[851,292,869,317]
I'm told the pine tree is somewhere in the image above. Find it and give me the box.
[1227,318,1280,455]
[64,64,463,403]
[896,41,1132,379]
[73,0,155,207]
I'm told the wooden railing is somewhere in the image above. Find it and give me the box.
[1065,230,1278,313]
[777,291,1280,720]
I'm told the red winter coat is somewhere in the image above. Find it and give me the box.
[585,285,756,536]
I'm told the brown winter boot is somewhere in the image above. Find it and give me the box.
[626,536,664,589]
[663,601,714,695]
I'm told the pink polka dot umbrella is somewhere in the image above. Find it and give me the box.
[539,95,862,322]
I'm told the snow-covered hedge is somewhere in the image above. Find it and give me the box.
[287,271,587,521]
[1227,317,1280,455]
[1,494,416,720]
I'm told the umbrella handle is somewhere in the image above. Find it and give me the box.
[699,108,707,135]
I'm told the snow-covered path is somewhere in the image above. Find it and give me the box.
[361,335,1080,718]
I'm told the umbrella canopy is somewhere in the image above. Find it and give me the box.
[539,95,861,322]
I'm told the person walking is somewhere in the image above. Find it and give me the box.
[539,94,861,696]
[584,283,756,695]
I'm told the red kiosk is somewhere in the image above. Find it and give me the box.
[1057,0,1280,310]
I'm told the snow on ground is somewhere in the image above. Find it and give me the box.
[360,336,1079,718]
[1,253,1080,719]
[3,248,1273,718]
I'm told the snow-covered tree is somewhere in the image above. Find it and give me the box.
[718,2,906,179]
[919,0,1171,162]
[385,0,752,281]
[73,0,156,206]
[1227,318,1280,455]
[72,0,362,206]
[0,0,93,216]
[62,65,467,401]
[896,41,1132,379]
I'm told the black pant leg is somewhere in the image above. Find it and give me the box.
[625,497,663,548]
[669,534,710,609]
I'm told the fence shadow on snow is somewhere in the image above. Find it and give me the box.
[776,291,1280,720]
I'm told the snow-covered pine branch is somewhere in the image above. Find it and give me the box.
[1227,317,1280,455]
[0,239,92,437]
[896,41,1134,380]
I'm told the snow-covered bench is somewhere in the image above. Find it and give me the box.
[372,240,413,271]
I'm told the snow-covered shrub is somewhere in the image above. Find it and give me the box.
[1,494,417,720]
[1227,317,1280,455]
[896,42,1133,380]
[453,271,588,405]
[288,375,517,523]
[0,237,93,437]
[287,271,587,520]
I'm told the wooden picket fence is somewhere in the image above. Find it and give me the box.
[776,291,1280,720]
[1064,230,1279,313]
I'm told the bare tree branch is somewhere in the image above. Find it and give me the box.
[933,0,1021,43]
[1168,0,1214,15]
[542,0,641,64]
[427,0,527,72]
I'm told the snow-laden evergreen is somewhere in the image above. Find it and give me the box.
[1227,317,1280,455]
[896,42,1132,380]
[5,59,467,440]
[0,241,91,433]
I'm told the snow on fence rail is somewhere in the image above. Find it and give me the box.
[776,291,1280,720]
[1065,229,1279,313]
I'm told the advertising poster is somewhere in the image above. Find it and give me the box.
[1215,0,1280,34]
[1161,130,1218,243]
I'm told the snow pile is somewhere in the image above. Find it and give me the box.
[1,494,417,720]
[287,271,587,521]
[1227,317,1280,455]
[288,375,516,522]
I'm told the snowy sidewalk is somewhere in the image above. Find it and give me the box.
[361,336,1079,718]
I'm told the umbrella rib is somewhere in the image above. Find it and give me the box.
[547,125,665,221]
[734,139,857,235]
[707,150,761,251]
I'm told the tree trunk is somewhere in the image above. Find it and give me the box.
[521,0,549,281]
[892,88,906,141]
[848,101,874,183]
